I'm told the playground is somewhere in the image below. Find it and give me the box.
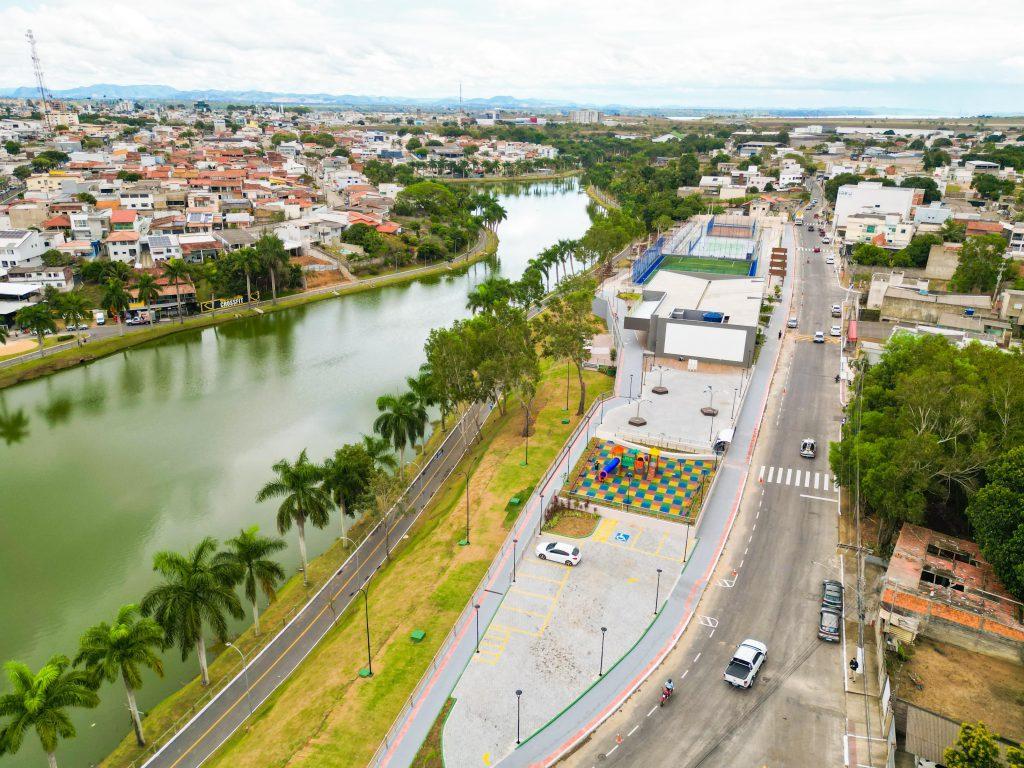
[568,439,715,521]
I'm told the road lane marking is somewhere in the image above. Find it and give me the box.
[709,629,715,638]
[767,466,775,483]
[758,465,765,483]
[800,493,837,503]
[628,725,640,737]
[681,669,689,679]
[698,615,719,627]
[794,469,801,486]
[814,473,820,490]
[647,706,658,717]
[785,468,792,485]
[744,547,748,555]
[804,471,811,488]
[694,652,702,663]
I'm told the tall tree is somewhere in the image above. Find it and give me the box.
[101,277,132,336]
[15,303,57,356]
[223,527,286,636]
[320,443,375,538]
[134,273,161,325]
[536,277,600,415]
[255,449,332,585]
[160,259,192,325]
[73,605,164,747]
[950,234,1013,293]
[55,290,90,331]
[255,234,289,304]
[0,655,99,768]
[235,246,260,304]
[140,537,243,686]
[360,434,398,473]
[943,722,1002,768]
[373,391,428,470]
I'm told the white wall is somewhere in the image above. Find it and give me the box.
[663,323,747,363]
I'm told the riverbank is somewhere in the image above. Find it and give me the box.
[585,184,620,210]
[442,169,579,185]
[0,229,497,392]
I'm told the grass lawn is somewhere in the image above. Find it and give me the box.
[194,362,613,768]
[660,255,752,276]
[543,508,601,538]
[0,334,78,362]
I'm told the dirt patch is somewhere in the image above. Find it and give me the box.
[891,636,1024,742]
[543,509,600,538]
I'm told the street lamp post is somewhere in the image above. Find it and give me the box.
[350,579,374,677]
[474,603,481,654]
[655,568,663,615]
[515,689,523,744]
[599,626,607,676]
[225,643,254,718]
[512,538,519,583]
[459,470,471,546]
[731,386,739,420]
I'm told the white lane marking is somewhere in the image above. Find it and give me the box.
[694,652,702,663]
[794,469,801,486]
[739,559,744,568]
[628,725,640,737]
[800,493,837,503]
[744,547,748,555]
[785,468,792,485]
[804,471,811,488]
[752,523,757,531]
[758,465,765,483]
[767,466,776,483]
[608,745,618,756]
[709,629,715,638]
[814,472,820,490]
[647,705,658,717]
[823,473,830,489]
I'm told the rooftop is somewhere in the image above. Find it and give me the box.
[644,270,764,328]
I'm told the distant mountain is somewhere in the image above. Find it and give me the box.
[0,83,946,117]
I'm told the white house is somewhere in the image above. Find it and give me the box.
[834,182,919,228]
[0,229,46,277]
[105,231,141,264]
[145,234,182,263]
[844,212,916,250]
[6,264,74,292]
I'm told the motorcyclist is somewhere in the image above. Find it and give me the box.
[664,678,675,696]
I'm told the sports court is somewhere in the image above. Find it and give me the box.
[568,439,714,520]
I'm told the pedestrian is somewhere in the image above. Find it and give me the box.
[777,329,782,340]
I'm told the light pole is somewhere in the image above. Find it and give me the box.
[474,603,482,654]
[339,536,359,569]
[655,568,663,615]
[350,580,374,677]
[515,689,523,744]
[225,643,254,718]
[629,373,634,400]
[512,538,519,583]
[731,386,739,420]
[459,470,471,546]
[599,626,608,676]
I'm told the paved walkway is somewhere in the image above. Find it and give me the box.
[379,224,796,767]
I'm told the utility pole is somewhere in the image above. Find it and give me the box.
[26,30,53,135]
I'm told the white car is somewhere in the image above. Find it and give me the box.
[813,331,825,343]
[825,256,835,265]
[800,438,817,458]
[830,325,842,337]
[536,541,581,566]
[723,639,768,688]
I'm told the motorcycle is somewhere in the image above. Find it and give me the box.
[659,685,674,707]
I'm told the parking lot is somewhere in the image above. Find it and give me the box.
[442,507,695,767]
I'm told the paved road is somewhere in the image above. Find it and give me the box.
[559,207,847,767]
[139,401,491,768]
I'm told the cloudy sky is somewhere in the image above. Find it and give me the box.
[1,0,1022,113]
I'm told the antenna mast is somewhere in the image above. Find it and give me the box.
[26,29,53,134]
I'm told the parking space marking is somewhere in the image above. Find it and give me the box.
[509,587,559,601]
[592,518,617,543]
[515,572,565,586]
[506,605,549,619]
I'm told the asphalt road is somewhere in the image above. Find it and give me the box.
[139,400,491,768]
[559,207,848,768]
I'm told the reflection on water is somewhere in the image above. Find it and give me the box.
[0,180,591,768]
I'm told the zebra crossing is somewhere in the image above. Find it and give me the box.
[758,465,838,492]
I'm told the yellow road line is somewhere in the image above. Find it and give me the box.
[506,606,549,619]
[508,587,558,602]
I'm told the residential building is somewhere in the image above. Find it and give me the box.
[913,201,953,225]
[0,229,45,277]
[834,181,920,228]
[6,264,74,292]
[568,109,601,124]
[105,231,141,264]
[844,212,916,250]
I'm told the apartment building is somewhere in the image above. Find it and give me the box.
[0,229,46,277]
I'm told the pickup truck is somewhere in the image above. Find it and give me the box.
[723,639,767,688]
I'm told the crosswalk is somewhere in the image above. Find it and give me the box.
[758,465,838,492]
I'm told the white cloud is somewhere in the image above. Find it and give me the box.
[2,0,1023,110]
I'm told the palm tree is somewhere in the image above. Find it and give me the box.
[134,273,161,325]
[223,527,286,636]
[360,434,398,473]
[15,303,56,356]
[160,259,191,324]
[74,605,164,747]
[0,655,99,768]
[373,391,427,471]
[255,449,332,585]
[101,277,132,336]
[140,537,243,686]
[320,443,374,538]
[255,234,289,305]
[0,323,7,346]
[56,290,90,331]
[235,247,261,304]
[466,276,513,314]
